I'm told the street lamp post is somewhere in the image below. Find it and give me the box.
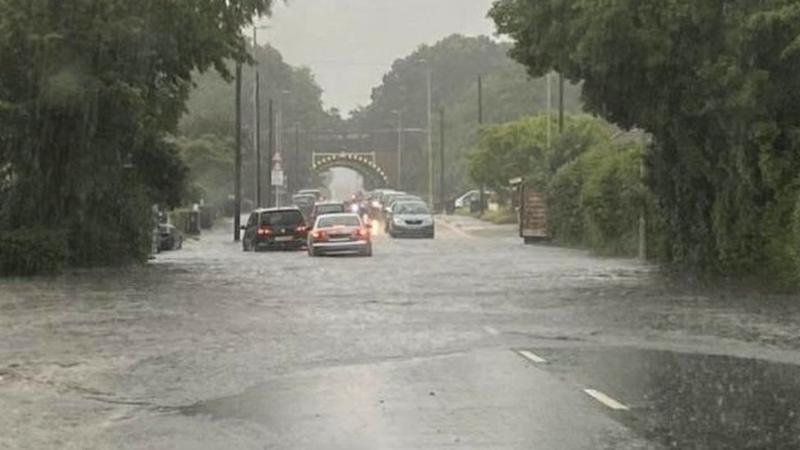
[425,62,433,209]
[234,63,243,241]
[252,25,269,208]
[392,110,403,189]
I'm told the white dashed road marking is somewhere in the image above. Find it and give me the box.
[482,325,500,336]
[517,350,547,363]
[584,389,630,411]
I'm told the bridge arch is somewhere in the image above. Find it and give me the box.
[312,152,390,188]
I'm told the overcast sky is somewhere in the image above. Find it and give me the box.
[257,0,497,113]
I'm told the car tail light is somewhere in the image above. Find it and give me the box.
[312,230,326,240]
[296,225,308,233]
[257,227,272,236]
[355,227,369,240]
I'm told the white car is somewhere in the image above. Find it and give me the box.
[454,190,480,209]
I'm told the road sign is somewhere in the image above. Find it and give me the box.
[271,170,284,186]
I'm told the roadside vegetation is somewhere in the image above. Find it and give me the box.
[467,114,649,256]
[0,0,275,274]
[490,0,800,286]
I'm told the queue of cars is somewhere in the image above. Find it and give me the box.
[365,190,435,239]
[241,188,435,258]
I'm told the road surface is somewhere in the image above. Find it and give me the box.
[1,215,799,449]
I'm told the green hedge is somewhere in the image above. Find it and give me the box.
[0,228,67,276]
[546,143,646,256]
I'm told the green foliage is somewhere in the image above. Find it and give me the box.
[580,144,644,255]
[0,228,67,276]
[491,0,800,283]
[546,160,584,245]
[0,0,273,273]
[174,135,234,206]
[180,43,334,201]
[468,114,609,191]
[349,34,583,195]
[66,185,154,267]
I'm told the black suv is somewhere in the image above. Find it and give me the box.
[242,208,308,251]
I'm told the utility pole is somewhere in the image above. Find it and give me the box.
[255,71,262,208]
[394,110,403,189]
[558,73,565,133]
[546,73,552,150]
[267,98,274,207]
[478,74,485,216]
[639,131,647,260]
[439,107,445,214]
[294,122,300,194]
[234,63,243,242]
[477,75,483,124]
[426,64,434,209]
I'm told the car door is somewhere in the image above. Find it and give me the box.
[244,213,257,245]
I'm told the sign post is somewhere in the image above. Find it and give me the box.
[272,152,284,207]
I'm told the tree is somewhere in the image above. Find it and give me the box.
[349,34,582,195]
[491,0,800,283]
[0,0,273,268]
[468,114,609,191]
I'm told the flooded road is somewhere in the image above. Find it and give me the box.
[1,215,799,448]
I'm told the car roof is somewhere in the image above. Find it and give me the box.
[314,212,361,223]
[253,207,302,214]
[315,201,344,206]
[394,200,428,206]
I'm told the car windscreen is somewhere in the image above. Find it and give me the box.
[394,202,429,215]
[293,196,315,206]
[317,204,345,215]
[260,211,304,227]
[317,215,360,228]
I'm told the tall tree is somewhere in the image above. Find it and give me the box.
[0,0,273,266]
[491,0,800,281]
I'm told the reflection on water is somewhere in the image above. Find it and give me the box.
[539,348,800,449]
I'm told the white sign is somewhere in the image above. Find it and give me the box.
[271,170,284,186]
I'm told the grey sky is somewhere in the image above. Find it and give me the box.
[258,0,497,113]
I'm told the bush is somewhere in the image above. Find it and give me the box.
[0,228,67,276]
[65,187,154,267]
[545,143,646,256]
[546,160,585,246]
[581,144,643,255]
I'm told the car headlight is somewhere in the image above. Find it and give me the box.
[393,217,404,225]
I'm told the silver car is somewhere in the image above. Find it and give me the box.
[387,201,435,239]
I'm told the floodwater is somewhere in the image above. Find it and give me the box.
[1,215,799,448]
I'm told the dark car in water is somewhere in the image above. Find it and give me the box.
[241,208,308,251]
[292,194,316,222]
[158,223,183,251]
[309,201,346,227]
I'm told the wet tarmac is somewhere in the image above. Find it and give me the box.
[1,215,799,448]
[530,347,800,449]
